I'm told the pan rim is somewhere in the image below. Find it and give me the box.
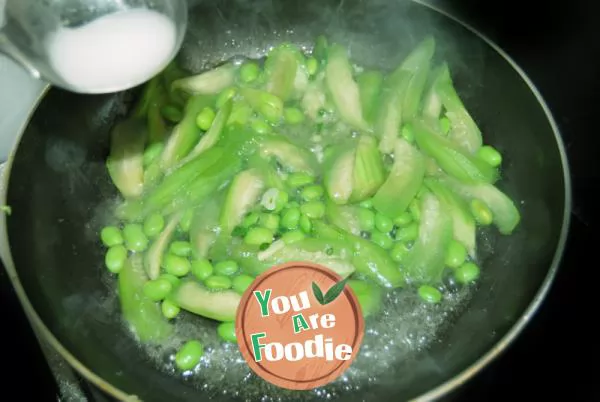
[0,1,572,401]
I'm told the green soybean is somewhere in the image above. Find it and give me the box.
[205,275,233,290]
[455,262,480,284]
[286,172,314,188]
[299,214,312,233]
[179,209,194,232]
[175,340,204,371]
[244,227,274,246]
[395,223,419,242]
[306,57,318,76]
[242,212,260,228]
[358,208,375,232]
[281,230,305,244]
[300,185,324,202]
[261,188,288,212]
[439,117,451,134]
[100,226,123,247]
[214,260,239,276]
[281,207,301,230]
[418,285,442,303]
[123,224,149,252]
[477,145,502,167]
[401,124,415,143]
[393,212,413,227]
[259,213,280,231]
[216,88,237,109]
[217,322,237,342]
[162,254,191,277]
[169,241,192,257]
[239,62,260,83]
[409,199,421,221]
[300,201,325,219]
[250,118,272,134]
[196,106,216,130]
[470,199,493,226]
[161,299,180,319]
[359,198,373,209]
[143,278,173,301]
[284,107,305,124]
[191,258,214,280]
[160,273,180,287]
[143,213,165,238]
[371,231,393,250]
[232,275,255,294]
[161,105,183,123]
[445,240,467,268]
[390,242,410,262]
[374,213,394,233]
[143,142,165,167]
[105,245,127,273]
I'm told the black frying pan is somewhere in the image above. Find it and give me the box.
[1,0,570,400]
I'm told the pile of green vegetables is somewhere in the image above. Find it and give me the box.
[99,35,520,371]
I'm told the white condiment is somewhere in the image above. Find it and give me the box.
[45,9,177,92]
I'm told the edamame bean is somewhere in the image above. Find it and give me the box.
[161,299,180,319]
[401,124,415,143]
[288,201,300,209]
[239,62,260,83]
[214,260,239,276]
[286,172,314,188]
[160,273,180,287]
[105,245,127,273]
[470,199,493,225]
[390,242,410,262]
[216,87,237,109]
[175,340,204,371]
[205,275,232,290]
[258,213,280,231]
[371,231,393,250]
[261,188,288,212]
[281,207,301,230]
[228,103,253,126]
[439,117,451,134]
[409,200,421,221]
[284,107,305,124]
[143,213,165,238]
[299,214,312,233]
[375,213,394,233]
[418,285,442,303]
[143,142,165,167]
[179,209,194,232]
[281,230,305,244]
[143,278,173,301]
[217,322,237,342]
[395,223,419,242]
[100,226,123,247]
[244,227,274,246]
[306,57,318,76]
[477,145,502,167]
[191,258,214,280]
[162,254,191,277]
[250,118,272,135]
[358,208,375,231]
[161,105,183,123]
[123,224,149,252]
[300,201,325,219]
[358,198,373,209]
[196,106,216,130]
[232,275,255,294]
[393,212,413,227]
[445,240,467,268]
[242,212,260,228]
[455,262,480,284]
[170,241,192,257]
[300,185,324,202]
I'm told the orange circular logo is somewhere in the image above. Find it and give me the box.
[235,261,365,390]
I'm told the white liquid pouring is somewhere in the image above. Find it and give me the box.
[45,9,177,92]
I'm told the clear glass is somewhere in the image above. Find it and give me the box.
[0,0,188,94]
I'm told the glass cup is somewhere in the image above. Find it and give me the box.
[0,0,188,94]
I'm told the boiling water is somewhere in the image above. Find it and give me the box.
[45,9,177,92]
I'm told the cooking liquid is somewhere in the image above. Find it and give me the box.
[45,9,177,92]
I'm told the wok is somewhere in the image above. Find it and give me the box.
[0,0,571,400]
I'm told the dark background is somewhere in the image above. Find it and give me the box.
[1,0,598,400]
